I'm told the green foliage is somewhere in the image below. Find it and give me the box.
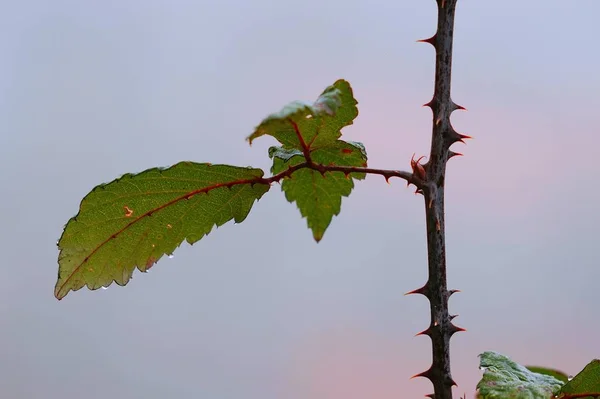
[247,79,358,149]
[558,360,600,399]
[476,352,564,398]
[250,79,366,241]
[526,366,569,383]
[55,79,368,298]
[270,141,367,241]
[55,163,269,299]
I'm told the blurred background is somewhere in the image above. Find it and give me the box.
[1,0,599,398]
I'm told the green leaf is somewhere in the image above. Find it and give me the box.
[248,79,358,150]
[525,366,569,383]
[558,360,600,399]
[270,140,367,242]
[476,352,564,399]
[55,162,269,300]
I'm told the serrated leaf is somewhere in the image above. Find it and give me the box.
[270,140,367,241]
[476,352,564,399]
[55,162,269,299]
[558,360,600,399]
[248,79,358,150]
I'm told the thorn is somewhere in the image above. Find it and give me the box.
[425,394,435,399]
[449,314,458,321]
[411,367,434,382]
[448,129,472,144]
[411,153,427,180]
[416,34,436,46]
[451,101,467,112]
[423,98,437,110]
[449,323,467,336]
[405,284,429,297]
[449,289,461,297]
[415,326,433,338]
[450,378,458,387]
[385,175,391,184]
[448,151,463,159]
[457,134,472,144]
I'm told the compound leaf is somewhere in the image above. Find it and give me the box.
[558,360,600,399]
[477,352,564,399]
[270,140,367,241]
[55,162,269,300]
[248,79,358,150]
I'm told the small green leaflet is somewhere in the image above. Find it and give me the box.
[55,162,269,299]
[270,140,367,241]
[558,360,600,399]
[477,352,564,399]
[248,79,368,241]
[248,79,358,150]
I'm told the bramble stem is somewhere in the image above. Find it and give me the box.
[409,1,464,398]
[263,161,422,188]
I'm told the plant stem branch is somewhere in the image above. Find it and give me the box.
[409,1,464,398]
[263,161,422,188]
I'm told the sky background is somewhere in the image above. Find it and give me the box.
[1,0,599,398]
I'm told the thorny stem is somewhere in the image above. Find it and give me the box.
[262,161,422,187]
[408,1,466,398]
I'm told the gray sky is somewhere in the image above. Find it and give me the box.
[1,1,599,398]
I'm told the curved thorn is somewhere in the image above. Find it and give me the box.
[456,133,473,144]
[405,284,429,297]
[411,367,434,382]
[423,98,437,110]
[449,323,467,336]
[449,289,461,297]
[448,151,463,159]
[415,326,433,338]
[448,129,473,144]
[449,314,458,321]
[417,35,436,46]
[451,101,467,112]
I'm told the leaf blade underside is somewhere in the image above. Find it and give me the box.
[476,352,564,399]
[55,162,269,299]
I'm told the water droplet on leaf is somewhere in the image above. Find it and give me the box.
[168,254,174,259]
[101,287,108,290]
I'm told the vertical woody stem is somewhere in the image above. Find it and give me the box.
[410,1,466,398]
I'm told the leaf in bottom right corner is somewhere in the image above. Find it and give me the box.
[557,359,600,399]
